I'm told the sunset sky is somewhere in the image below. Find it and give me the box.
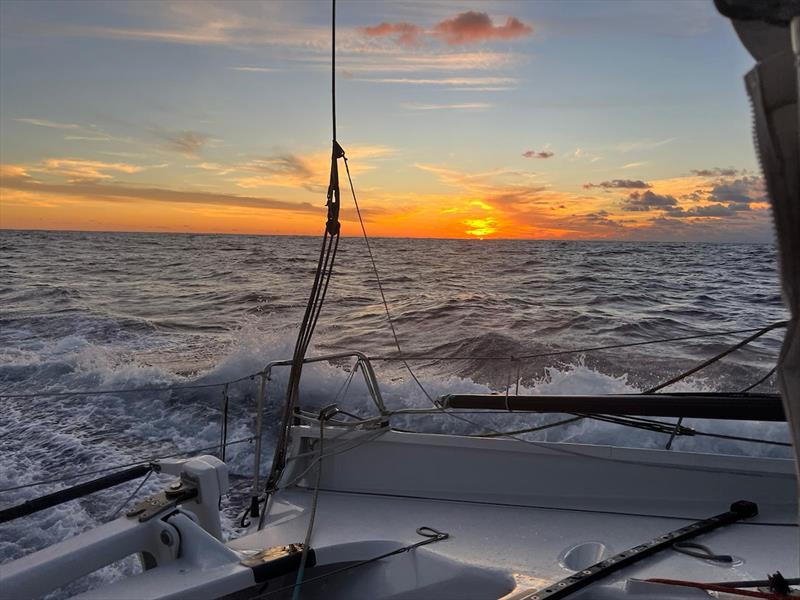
[0,0,773,241]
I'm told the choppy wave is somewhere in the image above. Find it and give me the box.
[0,231,791,597]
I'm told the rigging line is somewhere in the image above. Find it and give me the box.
[739,365,778,393]
[365,321,788,362]
[394,413,788,447]
[330,0,336,141]
[578,413,790,447]
[391,402,791,472]
[106,470,152,520]
[330,359,358,405]
[292,412,326,600]
[298,232,337,353]
[328,487,796,527]
[395,415,585,438]
[686,429,789,447]
[269,0,343,511]
[645,321,784,449]
[301,405,787,447]
[343,155,435,407]
[299,234,340,355]
[0,437,253,494]
[572,411,786,447]
[220,384,230,462]
[287,233,333,392]
[645,320,787,394]
[0,372,261,400]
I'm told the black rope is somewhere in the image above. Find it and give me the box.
[220,383,230,462]
[447,415,583,438]
[107,470,153,520]
[393,408,788,448]
[739,365,778,393]
[580,413,789,447]
[263,0,344,517]
[642,322,785,450]
[645,321,786,394]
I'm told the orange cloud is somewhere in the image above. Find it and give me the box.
[39,159,145,181]
[434,12,532,46]
[359,11,532,49]
[0,164,29,179]
[360,22,422,47]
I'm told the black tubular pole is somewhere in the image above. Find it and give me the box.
[0,464,151,524]
[520,501,759,600]
[440,393,785,422]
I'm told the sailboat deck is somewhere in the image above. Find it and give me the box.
[231,428,796,598]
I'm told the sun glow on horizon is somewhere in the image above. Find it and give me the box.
[463,217,499,239]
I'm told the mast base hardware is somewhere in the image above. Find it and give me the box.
[126,478,198,523]
[513,500,759,600]
[241,543,316,583]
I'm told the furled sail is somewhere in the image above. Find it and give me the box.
[716,0,800,553]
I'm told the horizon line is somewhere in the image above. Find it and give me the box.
[0,227,775,244]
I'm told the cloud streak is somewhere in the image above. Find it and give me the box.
[354,76,516,87]
[404,102,491,111]
[522,150,554,159]
[691,167,739,177]
[231,66,281,72]
[16,118,81,130]
[153,130,210,156]
[1,167,321,214]
[583,179,651,190]
[38,158,145,181]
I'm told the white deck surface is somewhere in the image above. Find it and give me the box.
[230,428,797,598]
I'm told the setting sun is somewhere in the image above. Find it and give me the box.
[463,217,499,238]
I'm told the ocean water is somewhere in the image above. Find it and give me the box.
[0,230,791,595]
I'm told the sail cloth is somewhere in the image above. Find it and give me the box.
[717,0,800,545]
